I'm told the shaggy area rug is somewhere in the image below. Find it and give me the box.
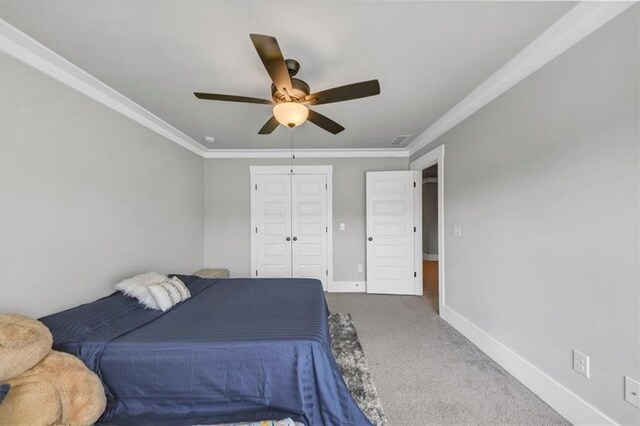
[329,313,387,426]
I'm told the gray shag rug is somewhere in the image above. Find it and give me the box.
[329,312,387,426]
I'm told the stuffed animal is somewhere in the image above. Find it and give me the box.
[0,314,106,425]
[0,314,52,381]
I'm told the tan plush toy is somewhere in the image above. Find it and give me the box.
[0,314,106,425]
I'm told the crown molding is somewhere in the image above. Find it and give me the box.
[0,19,206,156]
[202,148,409,159]
[407,1,637,156]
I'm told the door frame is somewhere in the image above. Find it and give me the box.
[250,165,333,291]
[410,145,445,315]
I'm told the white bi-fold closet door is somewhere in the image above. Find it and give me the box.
[251,166,331,291]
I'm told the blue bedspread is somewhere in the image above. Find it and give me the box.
[40,277,371,426]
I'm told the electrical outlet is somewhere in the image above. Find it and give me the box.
[572,349,590,378]
[453,225,462,237]
[357,264,363,273]
[624,376,640,408]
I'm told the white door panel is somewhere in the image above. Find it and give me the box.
[254,174,291,278]
[292,174,328,290]
[366,171,419,295]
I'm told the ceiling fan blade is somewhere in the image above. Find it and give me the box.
[249,34,294,98]
[305,80,380,106]
[194,92,272,105]
[258,116,280,134]
[307,109,345,134]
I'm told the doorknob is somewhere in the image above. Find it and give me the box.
[368,237,373,241]
[292,237,298,241]
[286,237,291,241]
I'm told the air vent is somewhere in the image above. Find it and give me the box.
[390,135,411,146]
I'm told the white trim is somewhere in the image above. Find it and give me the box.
[205,148,409,159]
[326,172,334,293]
[0,19,205,156]
[250,165,334,176]
[441,305,618,426]
[249,165,334,291]
[328,281,366,293]
[422,253,438,261]
[410,145,445,314]
[407,2,636,156]
[413,170,423,296]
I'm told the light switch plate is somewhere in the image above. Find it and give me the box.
[340,223,346,231]
[453,225,462,237]
[625,376,640,408]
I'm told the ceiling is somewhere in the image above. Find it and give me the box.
[0,1,575,151]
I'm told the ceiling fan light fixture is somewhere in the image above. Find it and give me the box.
[273,102,309,128]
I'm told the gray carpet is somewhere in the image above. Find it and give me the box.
[329,312,387,425]
[326,293,569,426]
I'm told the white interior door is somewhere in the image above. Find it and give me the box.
[292,174,328,290]
[366,171,420,294]
[254,174,292,278]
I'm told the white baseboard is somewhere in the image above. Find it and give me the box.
[329,281,366,293]
[440,305,617,425]
[423,253,439,261]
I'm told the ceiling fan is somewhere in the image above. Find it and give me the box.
[194,34,381,135]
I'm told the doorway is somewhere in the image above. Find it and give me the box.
[410,145,445,316]
[422,164,439,310]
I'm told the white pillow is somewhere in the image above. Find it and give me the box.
[115,272,168,309]
[148,281,185,311]
[169,276,191,300]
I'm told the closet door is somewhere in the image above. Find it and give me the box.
[254,174,292,278]
[291,174,328,290]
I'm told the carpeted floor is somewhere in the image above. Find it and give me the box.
[326,292,569,426]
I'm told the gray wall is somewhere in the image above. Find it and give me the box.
[0,53,205,318]
[204,157,408,281]
[412,7,639,424]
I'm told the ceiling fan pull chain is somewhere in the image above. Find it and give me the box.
[290,127,295,174]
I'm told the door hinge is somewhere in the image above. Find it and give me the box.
[326,226,328,233]
[254,184,257,190]
[255,226,258,233]
[414,271,417,278]
[413,181,416,188]
[326,269,328,276]
[414,226,416,232]
[256,270,258,277]
[325,183,328,190]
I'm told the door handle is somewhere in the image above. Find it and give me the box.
[368,237,373,241]
[286,237,291,241]
[292,237,298,241]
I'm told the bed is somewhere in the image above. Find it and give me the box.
[39,276,371,426]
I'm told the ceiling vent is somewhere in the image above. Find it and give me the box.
[390,135,411,147]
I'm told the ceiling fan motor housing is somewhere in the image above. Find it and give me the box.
[269,59,309,102]
[271,76,310,103]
